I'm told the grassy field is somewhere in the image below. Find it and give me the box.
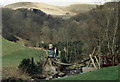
[54,66,120,80]
[2,38,47,78]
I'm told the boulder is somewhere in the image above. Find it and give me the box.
[58,72,66,77]
[82,67,97,73]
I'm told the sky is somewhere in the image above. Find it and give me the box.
[0,0,114,6]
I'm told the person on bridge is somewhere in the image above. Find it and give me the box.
[57,51,61,58]
[54,47,58,57]
[49,43,53,57]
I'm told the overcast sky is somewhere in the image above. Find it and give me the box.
[0,0,113,6]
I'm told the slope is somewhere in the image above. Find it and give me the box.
[2,38,47,67]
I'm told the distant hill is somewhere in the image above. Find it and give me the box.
[65,4,96,13]
[4,2,96,16]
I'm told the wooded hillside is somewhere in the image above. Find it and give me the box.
[2,2,120,63]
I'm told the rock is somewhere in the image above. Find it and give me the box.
[30,79,35,82]
[45,78,50,80]
[51,72,66,78]
[44,64,57,74]
[45,75,53,80]
[58,72,66,77]
[82,67,97,73]
[53,73,59,78]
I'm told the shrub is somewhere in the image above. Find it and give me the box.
[18,57,43,76]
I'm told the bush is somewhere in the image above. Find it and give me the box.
[18,57,43,76]
[54,41,83,63]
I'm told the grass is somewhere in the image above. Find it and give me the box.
[2,38,47,78]
[2,38,47,67]
[54,66,119,80]
[2,38,25,56]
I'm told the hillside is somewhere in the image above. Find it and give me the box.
[2,38,48,78]
[4,2,96,16]
[2,38,47,67]
[54,66,119,80]
[65,4,96,13]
